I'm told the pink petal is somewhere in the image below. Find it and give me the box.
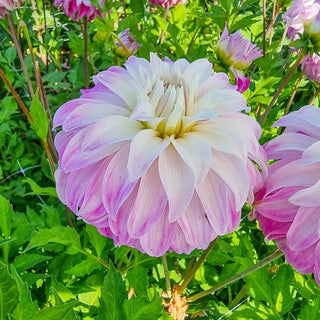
[289,179,320,207]
[127,129,170,181]
[95,67,144,109]
[171,133,212,185]
[287,206,320,251]
[301,140,320,164]
[82,116,143,153]
[63,103,130,131]
[78,158,113,224]
[196,169,239,235]
[102,145,139,218]
[127,160,168,238]
[210,150,249,211]
[178,192,215,248]
[54,170,68,204]
[158,144,196,222]
[139,207,176,257]
[169,225,194,255]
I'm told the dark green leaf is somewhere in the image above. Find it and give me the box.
[124,296,163,320]
[99,261,127,320]
[126,265,148,296]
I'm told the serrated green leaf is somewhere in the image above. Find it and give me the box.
[10,264,38,320]
[13,253,52,272]
[30,90,49,139]
[86,224,107,258]
[298,297,320,320]
[25,226,82,255]
[99,261,127,320]
[126,265,149,297]
[124,296,163,320]
[65,257,100,277]
[26,300,78,320]
[0,261,19,320]
[24,177,57,197]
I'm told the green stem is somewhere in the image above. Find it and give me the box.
[177,239,217,294]
[0,67,34,124]
[308,85,320,105]
[187,249,284,302]
[262,0,266,57]
[259,49,307,124]
[162,255,172,297]
[83,17,89,89]
[6,12,34,98]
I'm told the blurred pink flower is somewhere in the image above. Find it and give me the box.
[253,105,320,286]
[53,53,267,257]
[54,0,103,21]
[216,23,262,92]
[0,0,15,18]
[115,29,141,58]
[149,0,186,8]
[283,0,320,41]
[302,53,320,83]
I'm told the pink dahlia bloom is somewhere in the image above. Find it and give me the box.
[53,53,267,257]
[0,0,14,18]
[115,29,141,58]
[302,53,320,83]
[54,0,103,21]
[216,23,262,93]
[283,0,320,41]
[148,0,187,8]
[253,105,320,285]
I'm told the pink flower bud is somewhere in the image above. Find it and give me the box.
[302,53,320,83]
[148,0,187,8]
[115,29,141,58]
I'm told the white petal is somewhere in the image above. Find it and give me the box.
[127,129,170,181]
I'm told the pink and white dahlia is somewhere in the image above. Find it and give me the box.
[54,0,103,21]
[115,29,141,58]
[148,0,187,8]
[283,0,320,42]
[302,53,320,83]
[216,23,262,93]
[253,105,320,285]
[53,53,267,257]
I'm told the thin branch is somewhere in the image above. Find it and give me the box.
[162,255,172,298]
[187,250,284,302]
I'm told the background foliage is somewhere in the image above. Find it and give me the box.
[1,0,320,319]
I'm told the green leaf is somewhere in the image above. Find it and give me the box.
[99,261,127,320]
[29,90,49,139]
[124,296,163,320]
[0,195,13,238]
[126,265,148,296]
[65,257,100,277]
[10,264,38,320]
[86,224,107,258]
[25,226,82,255]
[25,300,78,320]
[24,177,57,197]
[13,253,52,272]
[0,261,19,320]
[298,297,320,320]
[245,267,275,310]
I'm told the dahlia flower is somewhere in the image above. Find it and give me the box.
[0,0,14,18]
[53,53,267,257]
[115,29,141,58]
[216,23,262,93]
[253,105,320,286]
[283,0,320,42]
[148,0,187,8]
[302,53,320,83]
[54,0,103,21]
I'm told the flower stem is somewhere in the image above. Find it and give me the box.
[162,255,172,298]
[259,49,307,124]
[83,16,89,89]
[177,239,217,294]
[0,67,34,124]
[160,2,170,44]
[187,249,284,302]
[262,0,266,57]
[6,12,34,99]
[308,85,320,105]
[283,68,305,116]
